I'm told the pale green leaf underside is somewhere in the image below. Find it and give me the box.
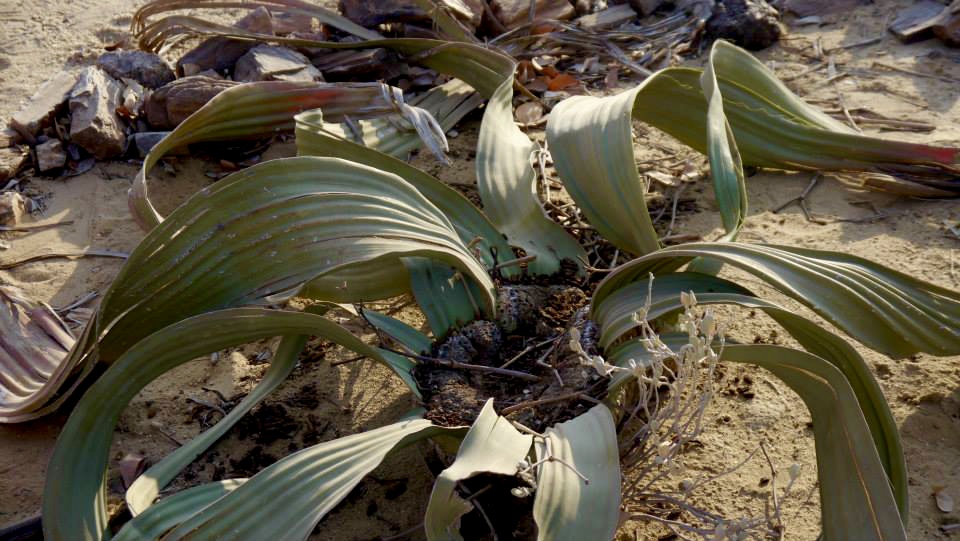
[533,404,621,541]
[424,399,533,540]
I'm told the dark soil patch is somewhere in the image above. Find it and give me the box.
[235,403,300,446]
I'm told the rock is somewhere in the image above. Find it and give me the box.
[0,128,21,148]
[575,3,637,29]
[272,12,315,34]
[782,0,867,17]
[145,76,238,130]
[131,132,169,158]
[889,0,947,43]
[0,191,27,225]
[9,71,78,140]
[933,2,960,47]
[36,139,67,172]
[0,147,29,183]
[96,50,175,89]
[706,0,781,51]
[339,0,483,28]
[628,0,664,16]
[234,45,324,83]
[68,67,127,160]
[490,0,576,29]
[177,7,274,77]
[312,49,407,81]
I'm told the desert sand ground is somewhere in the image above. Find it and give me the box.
[0,0,958,539]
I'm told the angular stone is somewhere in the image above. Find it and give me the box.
[177,7,274,77]
[889,0,947,43]
[783,0,867,17]
[9,71,78,139]
[706,0,781,51]
[933,2,960,47]
[145,76,238,130]
[68,67,127,160]
[628,0,664,17]
[36,139,67,172]
[234,45,325,83]
[0,128,21,148]
[490,0,576,30]
[96,50,175,89]
[0,147,28,183]
[131,132,170,158]
[0,191,27,225]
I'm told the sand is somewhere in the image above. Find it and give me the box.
[0,0,958,539]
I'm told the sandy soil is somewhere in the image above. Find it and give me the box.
[0,0,958,539]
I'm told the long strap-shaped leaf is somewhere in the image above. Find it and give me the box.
[132,9,587,275]
[721,344,907,540]
[162,417,455,540]
[125,334,307,516]
[43,308,426,541]
[115,481,245,541]
[295,105,512,272]
[1,156,489,422]
[296,107,514,334]
[108,156,494,354]
[532,404,621,541]
[596,276,907,519]
[636,43,959,196]
[130,81,444,229]
[593,242,960,358]
[424,399,533,540]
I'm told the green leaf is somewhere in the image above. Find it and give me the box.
[699,42,747,243]
[43,308,425,541]
[132,13,588,275]
[26,153,476,424]
[595,274,907,519]
[474,54,586,276]
[720,344,907,540]
[115,481,245,541]
[406,257,486,337]
[593,242,960,358]
[295,103,512,273]
[162,418,455,540]
[125,334,307,515]
[424,399,533,540]
[545,80,661,257]
[131,81,431,229]
[632,42,959,196]
[533,404,621,541]
[361,309,433,354]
